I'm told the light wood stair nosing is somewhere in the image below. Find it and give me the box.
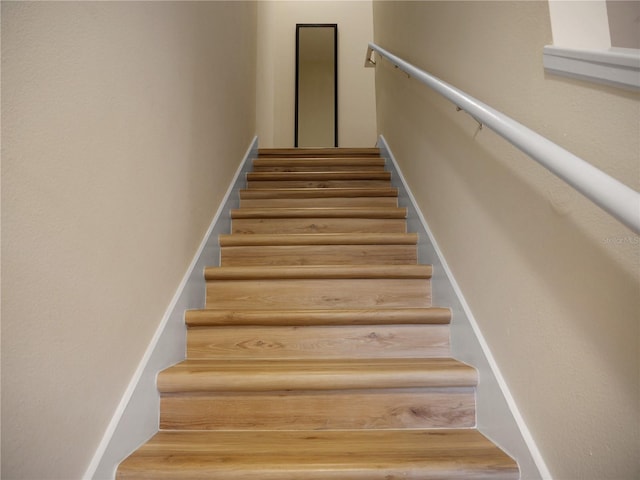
[239,187,398,199]
[158,358,478,393]
[246,171,391,182]
[253,157,386,167]
[219,232,418,247]
[203,264,432,281]
[185,307,451,327]
[230,207,407,219]
[258,147,381,157]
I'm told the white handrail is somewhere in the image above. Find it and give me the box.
[366,42,640,234]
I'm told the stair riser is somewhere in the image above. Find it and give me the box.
[220,245,417,266]
[252,165,386,173]
[247,172,390,181]
[253,157,385,166]
[187,325,449,359]
[258,148,381,157]
[240,188,398,200]
[160,388,475,430]
[232,218,407,234]
[240,197,398,208]
[247,180,391,189]
[205,278,431,310]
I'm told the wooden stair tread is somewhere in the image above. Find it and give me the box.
[253,157,386,168]
[117,429,518,479]
[186,307,450,326]
[258,147,381,157]
[247,171,391,181]
[219,232,417,246]
[204,264,432,281]
[158,358,476,392]
[231,206,407,219]
[240,187,398,198]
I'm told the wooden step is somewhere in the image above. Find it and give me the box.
[258,147,381,157]
[247,171,391,182]
[231,207,407,235]
[239,186,399,207]
[158,358,475,392]
[252,157,386,172]
[160,387,475,430]
[187,324,449,359]
[159,358,474,431]
[221,244,417,265]
[247,171,391,189]
[219,233,417,266]
[240,196,398,208]
[117,429,519,479]
[185,307,451,327]
[239,187,398,199]
[219,233,417,246]
[233,217,407,234]
[231,207,407,219]
[247,179,391,189]
[204,265,431,310]
[204,264,431,280]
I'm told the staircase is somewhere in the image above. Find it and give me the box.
[117,148,519,479]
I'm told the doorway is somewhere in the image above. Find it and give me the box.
[295,24,338,148]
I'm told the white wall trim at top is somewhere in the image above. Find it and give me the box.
[543,45,640,90]
[84,136,258,479]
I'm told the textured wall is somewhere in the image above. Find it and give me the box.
[1,2,257,478]
[373,1,639,479]
[256,0,377,147]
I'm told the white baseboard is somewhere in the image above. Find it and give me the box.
[378,135,552,480]
[84,136,258,480]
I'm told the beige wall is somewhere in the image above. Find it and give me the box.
[256,1,377,147]
[1,2,257,478]
[373,2,639,479]
[607,0,640,49]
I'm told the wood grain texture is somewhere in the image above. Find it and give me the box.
[204,264,431,280]
[160,388,475,430]
[219,233,418,247]
[157,358,477,393]
[247,179,391,188]
[232,217,407,234]
[247,171,391,182]
[187,324,449,359]
[252,157,386,171]
[220,244,417,266]
[240,196,397,208]
[205,278,431,309]
[258,147,381,157]
[231,206,407,219]
[240,187,398,199]
[185,307,452,327]
[117,429,518,479]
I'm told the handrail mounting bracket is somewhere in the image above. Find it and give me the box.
[456,106,483,130]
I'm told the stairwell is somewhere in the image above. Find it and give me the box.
[117,147,519,479]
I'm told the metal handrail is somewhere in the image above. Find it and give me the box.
[366,42,640,234]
